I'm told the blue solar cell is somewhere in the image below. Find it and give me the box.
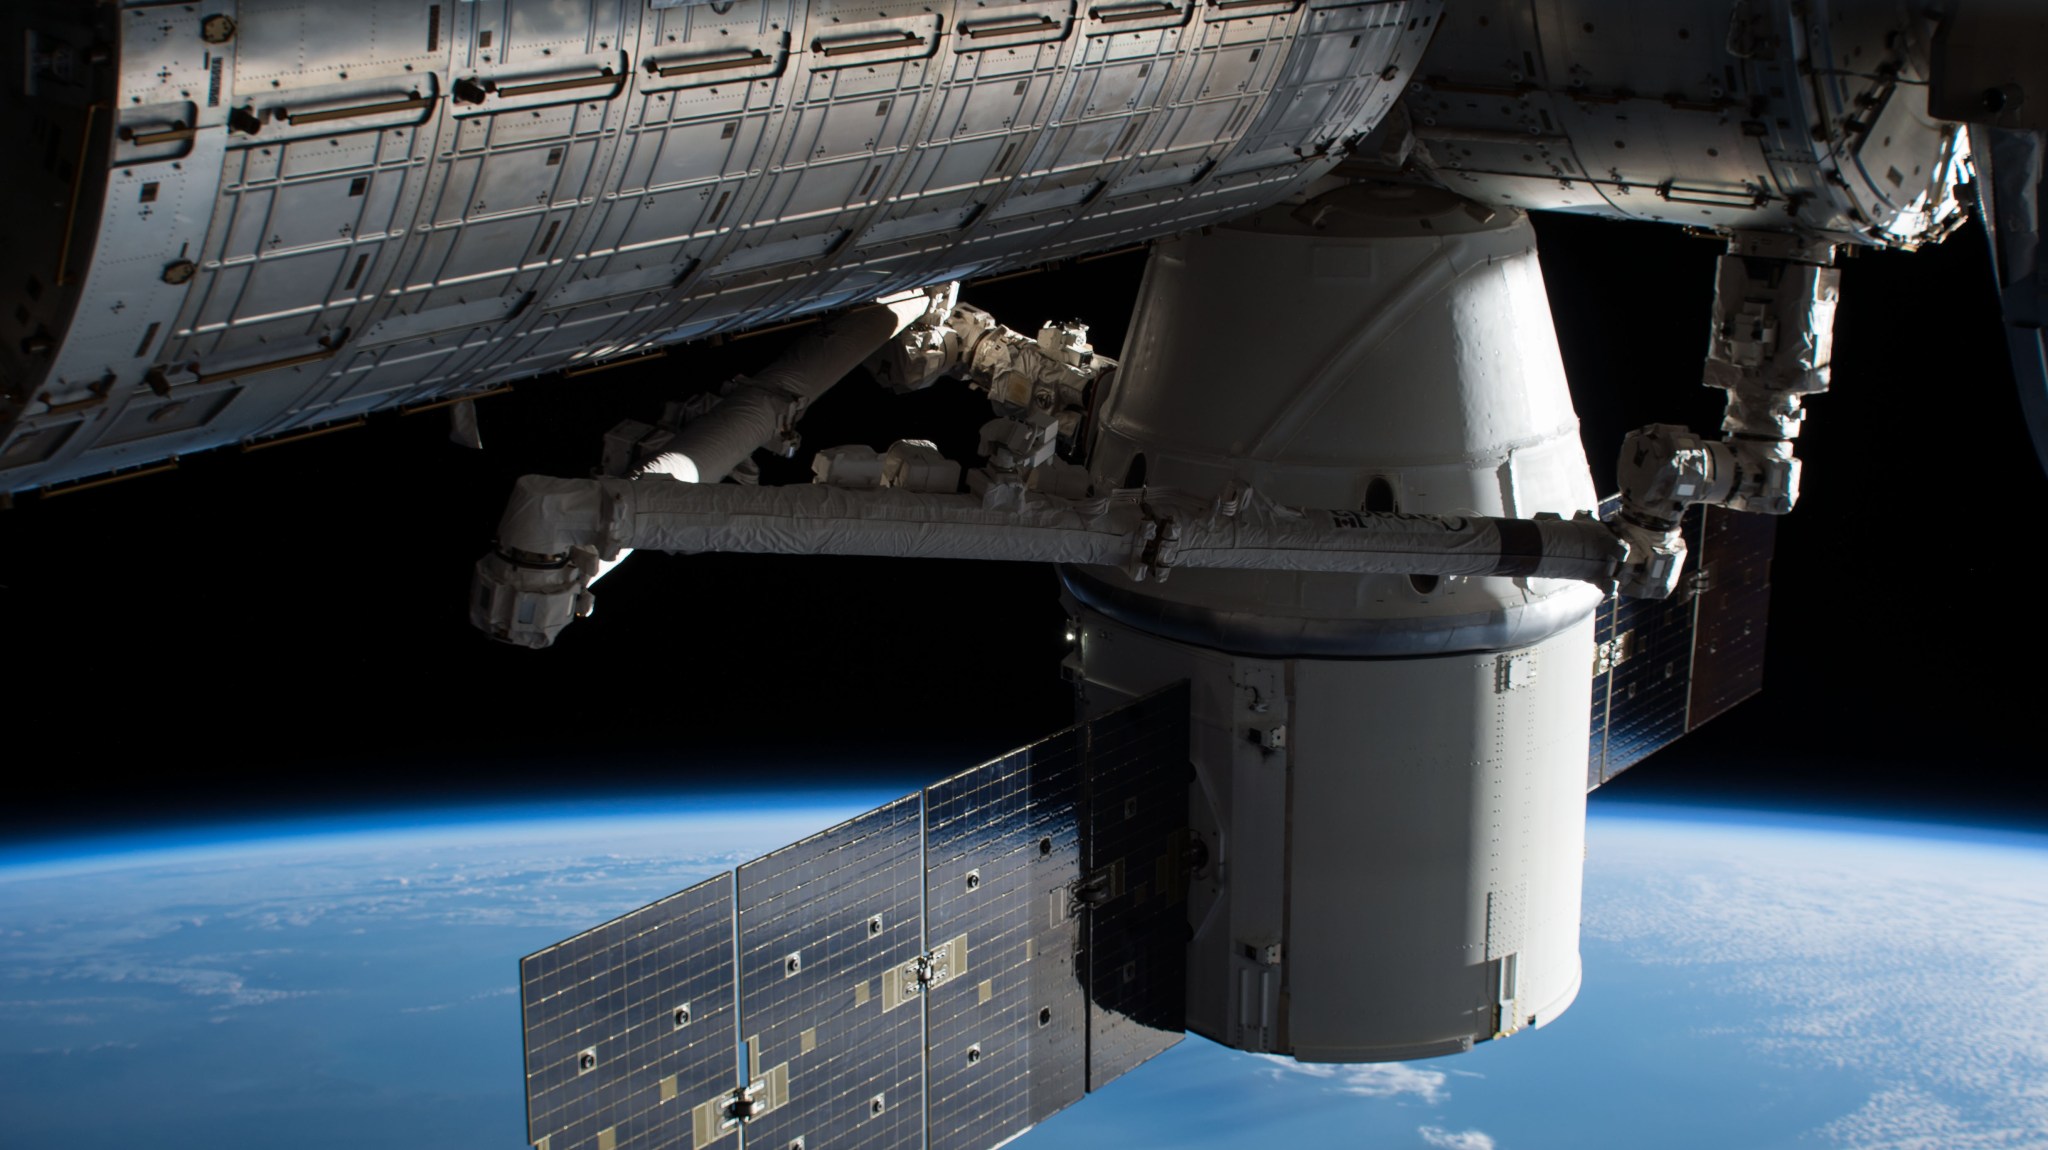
[518,687,1195,1150]
[736,794,926,1150]
[1588,500,1775,787]
[1687,506,1776,730]
[924,730,1088,1150]
[521,873,738,1150]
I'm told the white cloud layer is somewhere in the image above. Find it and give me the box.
[1587,817,2048,1149]
[1418,1126,1496,1150]
[1337,1063,1450,1104]
[1254,1054,1449,1105]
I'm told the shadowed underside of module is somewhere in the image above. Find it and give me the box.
[519,684,1190,1150]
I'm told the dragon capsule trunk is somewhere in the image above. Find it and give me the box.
[1066,190,1597,1060]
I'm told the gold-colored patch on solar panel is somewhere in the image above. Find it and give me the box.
[660,1075,678,1102]
[933,934,968,987]
[977,979,993,1004]
[597,1127,616,1150]
[691,1096,734,1148]
[756,1062,790,1114]
[1025,936,1036,961]
[854,979,871,1006]
[534,1137,550,1150]
[800,1027,817,1054]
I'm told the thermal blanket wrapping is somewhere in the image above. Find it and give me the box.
[635,300,923,484]
[592,480,1625,585]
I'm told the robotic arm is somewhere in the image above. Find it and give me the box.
[1611,231,1840,597]
[864,296,1108,498]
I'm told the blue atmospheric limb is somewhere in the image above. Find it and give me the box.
[0,799,2043,1150]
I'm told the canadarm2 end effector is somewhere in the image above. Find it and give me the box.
[1612,232,1839,598]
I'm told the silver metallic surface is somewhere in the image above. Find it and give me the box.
[1,0,1440,493]
[468,470,1632,647]
[1406,0,1971,247]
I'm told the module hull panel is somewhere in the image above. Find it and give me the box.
[0,0,1440,493]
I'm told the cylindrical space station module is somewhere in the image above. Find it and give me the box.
[1066,191,1599,1059]
[0,0,1439,494]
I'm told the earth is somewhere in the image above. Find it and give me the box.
[3,792,2045,1150]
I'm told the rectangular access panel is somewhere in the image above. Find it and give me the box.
[735,793,928,1150]
[1587,502,1777,788]
[923,729,1089,1150]
[522,873,739,1150]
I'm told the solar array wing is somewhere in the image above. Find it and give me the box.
[1080,682,1193,1092]
[1587,503,1777,788]
[1687,505,1776,728]
[923,730,1088,1150]
[521,873,738,1150]
[518,686,1195,1150]
[736,793,927,1150]
[1603,555,1700,778]
[1593,502,1703,783]
[1587,575,1617,791]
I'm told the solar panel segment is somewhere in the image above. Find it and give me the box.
[1587,502,1776,789]
[923,730,1088,1150]
[1687,507,1776,730]
[736,794,927,1150]
[520,687,1195,1150]
[521,874,739,1150]
[1079,684,1193,1093]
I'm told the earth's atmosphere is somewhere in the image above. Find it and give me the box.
[2,794,2044,1150]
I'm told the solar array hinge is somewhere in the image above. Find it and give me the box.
[690,1062,788,1149]
[881,933,969,1012]
[1070,858,1125,911]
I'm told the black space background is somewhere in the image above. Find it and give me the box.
[2,211,2039,843]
